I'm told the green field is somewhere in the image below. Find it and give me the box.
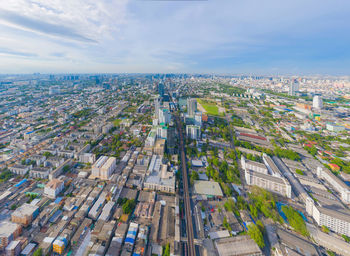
[113,118,122,126]
[197,99,221,116]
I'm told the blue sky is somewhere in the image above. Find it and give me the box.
[0,0,349,74]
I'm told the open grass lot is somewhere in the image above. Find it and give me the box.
[113,118,122,126]
[197,99,223,116]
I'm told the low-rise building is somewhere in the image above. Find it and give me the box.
[0,222,22,250]
[193,180,223,198]
[242,156,292,198]
[44,179,64,199]
[144,155,175,193]
[316,166,350,204]
[5,240,21,256]
[9,165,30,175]
[11,204,39,227]
[215,235,263,256]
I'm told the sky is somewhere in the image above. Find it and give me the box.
[0,0,349,75]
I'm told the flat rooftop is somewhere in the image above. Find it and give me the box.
[215,235,262,256]
[193,180,223,197]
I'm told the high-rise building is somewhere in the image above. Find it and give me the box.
[306,197,350,237]
[154,97,160,119]
[91,156,116,180]
[313,95,323,109]
[158,83,165,97]
[289,80,299,96]
[158,108,171,125]
[241,155,292,198]
[187,98,197,117]
[167,126,176,154]
[186,125,201,140]
[194,112,202,127]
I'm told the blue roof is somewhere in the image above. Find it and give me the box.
[49,210,62,223]
[54,197,63,204]
[14,179,27,187]
[124,237,135,244]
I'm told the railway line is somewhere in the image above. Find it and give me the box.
[175,112,196,256]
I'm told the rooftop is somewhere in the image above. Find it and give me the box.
[215,235,262,256]
[0,221,21,237]
[12,203,38,218]
[45,179,64,190]
[193,180,223,197]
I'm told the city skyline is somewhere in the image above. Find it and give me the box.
[0,0,349,75]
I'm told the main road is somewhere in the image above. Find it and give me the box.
[175,112,196,256]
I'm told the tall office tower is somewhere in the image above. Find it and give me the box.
[313,95,323,109]
[186,125,201,140]
[288,82,296,96]
[154,97,160,119]
[289,79,299,96]
[158,83,165,97]
[159,108,171,125]
[187,98,197,117]
[194,112,202,127]
[167,126,176,154]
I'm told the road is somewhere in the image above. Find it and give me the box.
[175,113,196,256]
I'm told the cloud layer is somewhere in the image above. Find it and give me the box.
[0,0,349,74]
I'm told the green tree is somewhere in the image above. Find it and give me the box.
[224,199,236,212]
[62,165,70,173]
[282,205,309,237]
[342,234,350,243]
[162,243,170,256]
[33,248,42,256]
[321,225,330,233]
[122,199,136,214]
[43,152,53,157]
[249,205,258,219]
[247,223,265,248]
[327,250,335,256]
[295,169,304,175]
[190,171,199,185]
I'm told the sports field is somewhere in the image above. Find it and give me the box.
[197,99,223,116]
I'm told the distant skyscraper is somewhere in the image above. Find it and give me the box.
[313,95,323,109]
[187,98,197,117]
[289,81,299,96]
[158,83,165,97]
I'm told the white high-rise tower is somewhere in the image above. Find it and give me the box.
[313,95,323,109]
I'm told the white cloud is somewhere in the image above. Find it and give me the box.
[0,0,129,42]
[0,0,348,73]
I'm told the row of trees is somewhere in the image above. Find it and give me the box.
[248,222,265,248]
[206,157,241,186]
[234,139,301,161]
[281,205,309,237]
[235,150,261,162]
[248,186,282,223]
